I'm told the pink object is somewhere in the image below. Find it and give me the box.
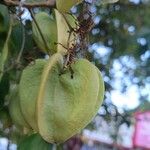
[133,111,150,149]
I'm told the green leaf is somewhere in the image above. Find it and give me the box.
[0,21,12,81]
[56,0,82,13]
[0,32,7,52]
[0,73,9,107]
[0,5,10,53]
[10,22,34,57]
[18,133,52,150]
[10,23,24,55]
[0,4,10,32]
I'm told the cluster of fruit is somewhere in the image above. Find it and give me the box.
[9,0,105,144]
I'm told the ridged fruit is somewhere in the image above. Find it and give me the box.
[32,12,57,54]
[56,0,83,13]
[19,59,47,131]
[8,85,30,129]
[32,10,77,55]
[19,53,104,143]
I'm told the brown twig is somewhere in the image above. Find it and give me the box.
[1,0,55,8]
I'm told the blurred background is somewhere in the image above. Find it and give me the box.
[0,0,150,149]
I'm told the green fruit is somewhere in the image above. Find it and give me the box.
[32,10,77,55]
[18,133,52,150]
[8,85,31,129]
[56,0,83,13]
[19,53,104,143]
[19,59,47,131]
[37,54,104,143]
[32,12,57,54]
[55,9,77,55]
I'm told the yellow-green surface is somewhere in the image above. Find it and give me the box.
[9,85,30,129]
[19,53,104,143]
[32,12,57,54]
[56,0,82,13]
[32,10,77,55]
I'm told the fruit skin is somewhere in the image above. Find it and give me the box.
[96,68,105,110]
[56,0,83,13]
[19,59,47,131]
[37,54,104,143]
[19,53,104,144]
[8,84,30,129]
[32,12,57,54]
[55,9,78,55]
[32,11,77,55]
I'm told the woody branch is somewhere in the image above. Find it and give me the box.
[0,0,56,8]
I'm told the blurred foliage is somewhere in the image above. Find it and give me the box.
[89,0,150,89]
[0,0,150,148]
[18,133,53,150]
[86,0,150,141]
